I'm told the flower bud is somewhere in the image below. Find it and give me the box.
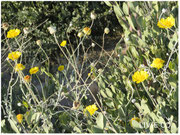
[23,27,29,34]
[2,22,9,30]
[47,26,56,34]
[92,43,95,47]
[17,102,22,106]
[69,22,73,27]
[131,99,136,103]
[77,32,83,38]
[73,101,80,110]
[90,12,97,20]
[104,27,110,34]
[36,40,42,46]
[162,8,167,13]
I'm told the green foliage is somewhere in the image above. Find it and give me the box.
[1,1,178,133]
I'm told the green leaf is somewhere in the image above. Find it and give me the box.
[96,112,106,129]
[126,16,136,30]
[100,90,108,98]
[1,119,5,127]
[91,125,104,133]
[150,123,154,132]
[73,126,81,133]
[110,85,116,93]
[129,46,139,58]
[123,3,129,15]
[137,16,146,29]
[9,119,20,133]
[171,123,177,133]
[152,1,159,12]
[31,112,41,123]
[22,101,29,109]
[105,88,113,98]
[104,1,112,7]
[131,120,142,130]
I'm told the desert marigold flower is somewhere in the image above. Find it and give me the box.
[16,114,23,123]
[15,64,25,71]
[29,67,39,74]
[8,51,22,61]
[84,104,98,116]
[151,58,165,69]
[83,27,91,35]
[7,29,21,38]
[60,40,67,47]
[24,75,31,83]
[58,65,64,71]
[157,15,175,29]
[129,117,140,127]
[132,70,149,83]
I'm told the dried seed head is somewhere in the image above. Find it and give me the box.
[23,27,29,34]
[77,32,83,38]
[104,27,110,34]
[90,12,97,20]
[2,22,9,30]
[36,40,42,46]
[91,43,95,47]
[73,101,80,109]
[47,26,56,34]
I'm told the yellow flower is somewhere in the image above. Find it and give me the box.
[157,15,175,29]
[24,75,31,83]
[129,117,140,127]
[29,67,39,74]
[151,58,165,70]
[132,70,149,83]
[83,27,91,35]
[15,64,25,71]
[7,29,21,38]
[8,51,22,61]
[16,114,23,123]
[58,65,64,71]
[84,104,98,116]
[60,40,67,47]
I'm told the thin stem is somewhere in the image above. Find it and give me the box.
[142,82,156,107]
[36,74,46,101]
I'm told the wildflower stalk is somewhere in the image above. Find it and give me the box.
[36,74,46,101]
[142,82,156,107]
[39,45,50,72]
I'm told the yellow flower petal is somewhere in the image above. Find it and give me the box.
[60,40,67,47]
[83,27,91,35]
[24,75,31,83]
[7,29,21,38]
[58,65,64,71]
[8,51,22,61]
[16,114,23,123]
[84,104,98,116]
[132,70,149,83]
[151,58,165,69]
[157,15,175,29]
[15,64,25,71]
[29,67,39,74]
